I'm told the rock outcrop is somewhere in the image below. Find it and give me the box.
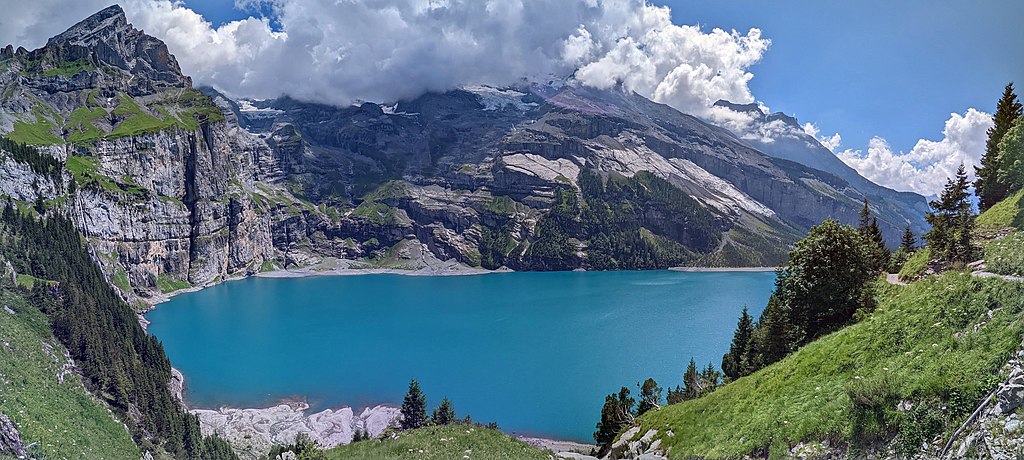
[194,403,400,460]
[0,413,27,459]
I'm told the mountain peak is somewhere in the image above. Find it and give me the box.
[47,5,128,47]
[42,4,190,92]
[715,99,802,128]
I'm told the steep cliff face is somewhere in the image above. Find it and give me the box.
[0,6,279,300]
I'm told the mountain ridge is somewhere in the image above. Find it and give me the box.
[0,5,924,301]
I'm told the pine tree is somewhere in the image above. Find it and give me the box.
[400,379,428,429]
[749,294,791,370]
[857,199,889,271]
[699,363,722,396]
[665,385,685,405]
[858,198,872,231]
[900,225,916,252]
[925,164,975,264]
[431,397,457,426]
[976,82,1022,210]
[721,307,754,380]
[682,358,700,400]
[636,378,662,415]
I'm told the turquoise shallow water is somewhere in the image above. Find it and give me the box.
[146,270,774,442]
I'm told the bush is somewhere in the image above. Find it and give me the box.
[985,231,1024,276]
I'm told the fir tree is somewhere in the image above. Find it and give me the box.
[750,294,792,369]
[431,397,457,426]
[976,82,1022,210]
[636,378,662,415]
[925,164,975,264]
[682,358,700,400]
[858,198,872,230]
[666,385,685,405]
[721,307,755,380]
[900,225,916,252]
[857,199,889,272]
[400,379,428,429]
[699,363,722,396]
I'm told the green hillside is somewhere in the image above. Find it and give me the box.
[0,290,139,460]
[977,189,1024,230]
[324,425,549,460]
[635,273,1024,458]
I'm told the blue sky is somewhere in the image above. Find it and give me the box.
[186,0,1023,158]
[666,0,1024,154]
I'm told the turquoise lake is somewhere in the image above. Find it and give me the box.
[146,270,775,442]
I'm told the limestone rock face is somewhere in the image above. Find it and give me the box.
[66,122,274,297]
[194,403,401,460]
[45,5,191,91]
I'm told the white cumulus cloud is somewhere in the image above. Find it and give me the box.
[802,123,842,152]
[835,109,993,196]
[0,0,769,115]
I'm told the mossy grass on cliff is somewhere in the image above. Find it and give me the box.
[324,425,548,460]
[0,291,140,460]
[635,272,1023,459]
[7,104,63,145]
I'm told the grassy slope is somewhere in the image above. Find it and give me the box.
[976,189,1024,230]
[0,290,139,459]
[636,273,1024,459]
[324,426,549,460]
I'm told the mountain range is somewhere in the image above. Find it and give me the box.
[0,5,927,301]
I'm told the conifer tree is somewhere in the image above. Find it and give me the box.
[682,358,700,400]
[857,199,889,271]
[594,387,635,451]
[750,294,792,369]
[900,225,917,252]
[976,82,1022,210]
[431,397,457,426]
[722,307,754,380]
[925,164,975,264]
[400,379,428,429]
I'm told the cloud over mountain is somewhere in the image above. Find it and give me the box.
[0,0,769,116]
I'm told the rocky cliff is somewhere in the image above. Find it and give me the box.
[0,6,278,301]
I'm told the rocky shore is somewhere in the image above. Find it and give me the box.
[194,402,401,460]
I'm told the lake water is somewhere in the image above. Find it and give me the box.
[146,270,775,442]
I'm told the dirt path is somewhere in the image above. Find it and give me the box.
[885,270,1022,286]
